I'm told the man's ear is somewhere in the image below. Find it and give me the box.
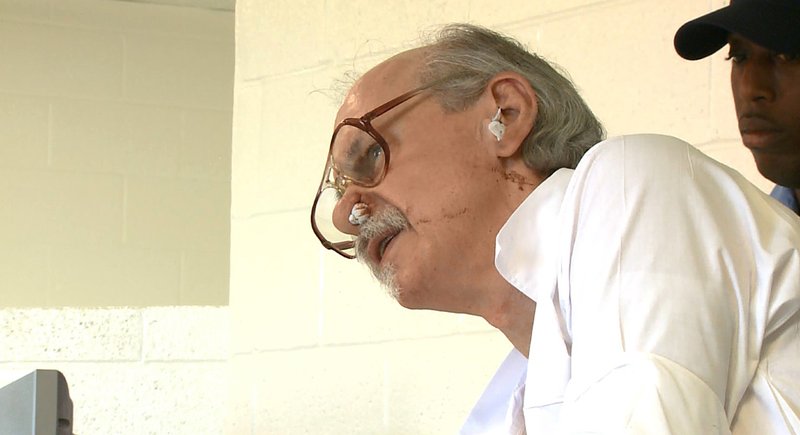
[483,71,538,158]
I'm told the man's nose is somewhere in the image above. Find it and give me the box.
[738,58,776,103]
[332,189,363,236]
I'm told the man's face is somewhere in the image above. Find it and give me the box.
[328,52,524,312]
[729,34,800,188]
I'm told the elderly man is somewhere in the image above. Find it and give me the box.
[311,24,800,433]
[674,0,800,215]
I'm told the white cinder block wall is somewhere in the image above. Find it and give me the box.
[1,1,233,434]
[0,307,229,434]
[0,0,233,307]
[230,0,771,434]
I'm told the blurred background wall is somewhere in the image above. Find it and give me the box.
[230,0,769,434]
[0,0,232,308]
[1,0,775,434]
[0,0,232,433]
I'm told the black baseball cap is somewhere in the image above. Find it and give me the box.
[674,0,800,60]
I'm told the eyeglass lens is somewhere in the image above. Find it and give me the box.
[330,124,386,187]
[312,185,356,257]
[313,124,387,258]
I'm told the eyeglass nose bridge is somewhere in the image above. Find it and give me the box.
[322,163,356,202]
[326,156,386,196]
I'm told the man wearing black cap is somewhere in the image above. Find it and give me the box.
[675,0,800,215]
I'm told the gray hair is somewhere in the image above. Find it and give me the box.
[419,24,605,174]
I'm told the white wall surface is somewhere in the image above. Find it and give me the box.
[0,0,233,307]
[0,1,233,434]
[230,0,772,434]
[0,306,229,434]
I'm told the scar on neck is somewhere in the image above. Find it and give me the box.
[503,170,536,191]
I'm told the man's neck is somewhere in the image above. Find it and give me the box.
[482,283,535,357]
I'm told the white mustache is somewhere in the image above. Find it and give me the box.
[354,206,408,299]
[354,206,409,261]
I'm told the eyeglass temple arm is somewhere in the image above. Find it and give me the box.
[361,82,438,121]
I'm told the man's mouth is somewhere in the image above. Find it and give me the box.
[354,205,410,267]
[739,115,784,150]
[371,230,401,264]
[380,232,400,257]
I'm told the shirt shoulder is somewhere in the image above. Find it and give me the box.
[576,134,698,174]
[570,133,769,208]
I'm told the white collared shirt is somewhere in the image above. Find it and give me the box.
[462,134,800,434]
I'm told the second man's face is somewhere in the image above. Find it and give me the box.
[728,34,800,188]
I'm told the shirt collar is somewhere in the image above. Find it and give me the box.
[495,168,574,302]
[770,185,800,215]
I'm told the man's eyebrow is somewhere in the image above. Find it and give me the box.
[339,135,372,169]
[727,34,745,46]
[344,136,364,160]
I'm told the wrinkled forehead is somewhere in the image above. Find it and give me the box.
[333,49,426,125]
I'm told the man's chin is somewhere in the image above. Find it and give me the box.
[368,262,431,309]
[358,254,400,301]
[375,263,401,300]
[754,160,800,188]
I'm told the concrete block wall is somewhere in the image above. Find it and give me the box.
[0,306,229,434]
[0,0,234,307]
[0,1,234,433]
[230,0,772,434]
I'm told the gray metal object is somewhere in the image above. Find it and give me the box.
[0,370,73,435]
